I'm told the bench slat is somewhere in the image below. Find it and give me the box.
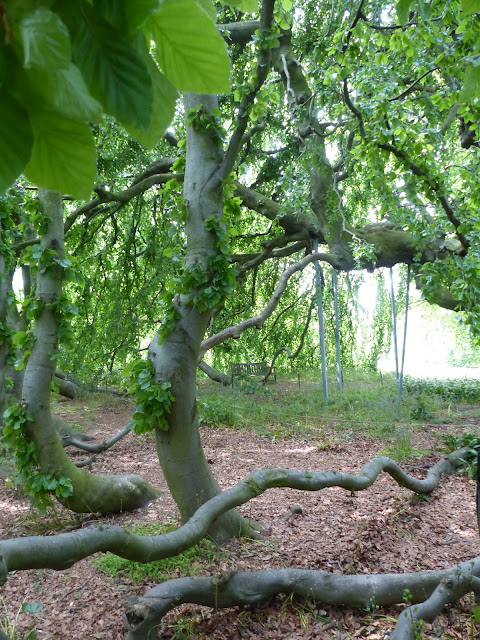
[230,361,277,385]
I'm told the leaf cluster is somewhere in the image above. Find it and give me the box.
[123,359,174,434]
[0,0,231,198]
[404,375,480,402]
[1,403,73,512]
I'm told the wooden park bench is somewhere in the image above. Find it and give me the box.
[230,361,277,387]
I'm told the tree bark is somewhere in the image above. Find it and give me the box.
[0,448,467,580]
[20,190,160,513]
[148,94,258,541]
[53,374,85,399]
[198,360,231,386]
[124,559,480,640]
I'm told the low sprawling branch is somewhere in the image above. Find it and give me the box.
[124,558,480,640]
[62,425,132,453]
[198,360,231,386]
[389,570,480,640]
[0,448,467,583]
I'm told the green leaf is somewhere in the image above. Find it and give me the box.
[193,0,218,20]
[0,91,33,194]
[460,64,480,102]
[22,602,44,614]
[396,0,412,24]
[71,16,152,128]
[26,63,103,122]
[19,7,71,71]
[93,0,161,32]
[12,331,27,347]
[148,0,230,94]
[125,0,163,31]
[230,0,258,11]
[461,0,480,15]
[123,38,178,147]
[24,112,96,199]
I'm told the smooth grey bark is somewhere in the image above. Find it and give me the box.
[53,374,85,399]
[62,424,132,453]
[20,190,160,513]
[0,448,467,580]
[389,570,480,640]
[198,360,231,386]
[124,559,480,640]
[148,93,259,542]
[0,449,469,636]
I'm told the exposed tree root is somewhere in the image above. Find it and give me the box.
[123,558,480,640]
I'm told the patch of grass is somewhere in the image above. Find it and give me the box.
[199,396,243,427]
[94,520,225,585]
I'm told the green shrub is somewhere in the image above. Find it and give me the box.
[439,432,479,478]
[404,376,480,402]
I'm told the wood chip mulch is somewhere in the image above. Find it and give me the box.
[1,397,479,639]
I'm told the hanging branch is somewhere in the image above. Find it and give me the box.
[377,142,469,250]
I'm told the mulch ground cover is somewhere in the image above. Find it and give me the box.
[1,393,479,639]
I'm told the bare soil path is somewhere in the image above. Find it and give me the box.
[1,394,479,639]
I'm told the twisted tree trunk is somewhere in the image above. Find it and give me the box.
[20,190,159,513]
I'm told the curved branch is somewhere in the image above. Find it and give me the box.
[124,559,480,640]
[62,425,133,453]
[388,67,439,102]
[197,360,231,386]
[63,173,183,235]
[217,0,276,180]
[200,252,335,357]
[0,448,467,582]
[389,571,480,640]
[218,20,259,45]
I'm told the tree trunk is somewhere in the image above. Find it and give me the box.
[149,94,257,541]
[21,190,159,513]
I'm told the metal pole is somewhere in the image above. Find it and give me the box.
[332,268,343,391]
[389,267,399,384]
[313,239,328,400]
[397,264,411,407]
